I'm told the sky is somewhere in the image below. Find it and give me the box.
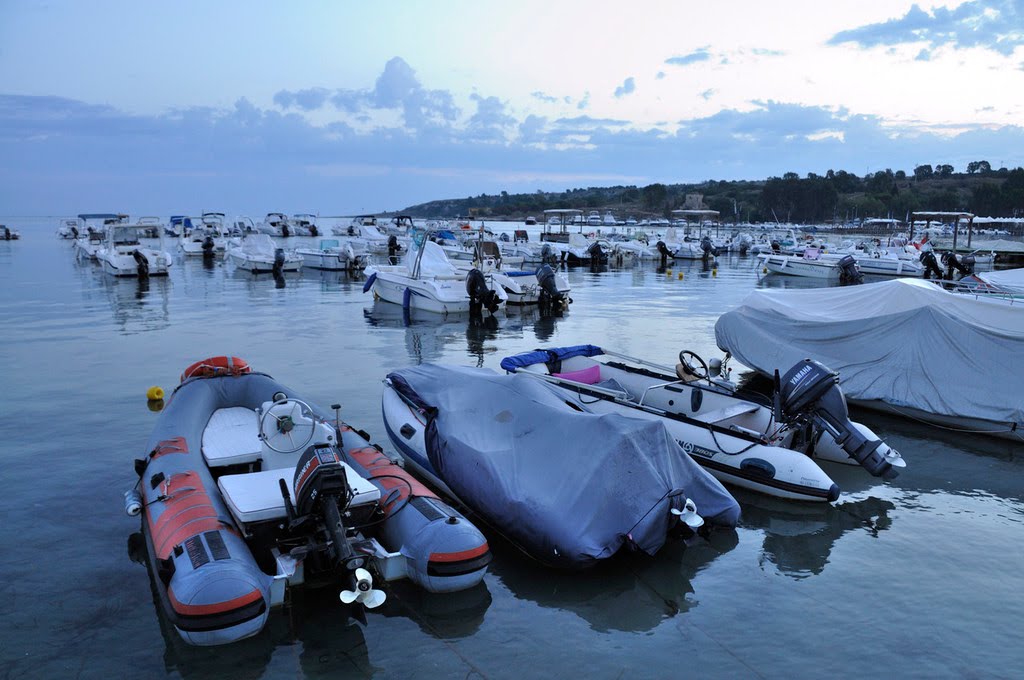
[1,0,1023,215]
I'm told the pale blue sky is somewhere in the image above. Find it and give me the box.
[2,0,1022,214]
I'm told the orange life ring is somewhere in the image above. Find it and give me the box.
[180,356,252,383]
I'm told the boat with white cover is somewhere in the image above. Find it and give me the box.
[126,357,490,646]
[498,345,904,501]
[226,234,303,273]
[96,224,173,277]
[716,278,1024,439]
[363,239,507,315]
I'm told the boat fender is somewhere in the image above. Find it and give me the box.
[124,489,142,516]
[133,249,150,278]
[362,272,377,293]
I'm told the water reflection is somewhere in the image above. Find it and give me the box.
[378,580,492,640]
[488,531,738,633]
[736,492,895,579]
[100,273,171,335]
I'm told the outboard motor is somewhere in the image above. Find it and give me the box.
[387,234,401,264]
[779,359,898,480]
[837,254,863,286]
[132,249,150,278]
[309,224,319,237]
[281,222,290,238]
[2,227,10,240]
[272,247,286,275]
[466,268,500,316]
[536,264,567,312]
[920,250,943,280]
[656,240,671,267]
[700,236,718,264]
[770,239,781,254]
[587,240,605,265]
[201,235,215,258]
[71,226,79,239]
[540,242,556,265]
[942,252,973,279]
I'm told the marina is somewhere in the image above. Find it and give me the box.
[2,218,1023,677]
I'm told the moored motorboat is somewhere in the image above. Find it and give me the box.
[382,363,740,569]
[296,238,370,271]
[498,345,904,502]
[127,357,491,646]
[96,224,173,277]
[226,234,303,273]
[1,225,20,240]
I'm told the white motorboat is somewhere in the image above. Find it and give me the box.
[363,239,507,315]
[135,216,164,238]
[96,225,173,277]
[332,216,392,254]
[255,213,293,237]
[226,234,303,273]
[602,211,617,226]
[499,345,905,502]
[296,238,369,271]
[758,248,862,283]
[290,214,321,237]
[180,216,231,257]
[586,211,602,227]
[458,240,570,308]
[73,213,127,260]
[56,218,81,239]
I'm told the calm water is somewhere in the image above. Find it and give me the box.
[2,219,1022,679]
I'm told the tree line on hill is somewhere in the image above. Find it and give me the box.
[402,161,1024,225]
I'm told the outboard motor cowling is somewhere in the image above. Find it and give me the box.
[540,242,555,264]
[132,249,150,278]
[293,445,356,564]
[920,250,943,280]
[272,248,286,275]
[466,268,500,315]
[837,254,863,285]
[202,235,215,257]
[656,240,671,266]
[535,264,566,310]
[779,359,898,480]
[587,240,605,264]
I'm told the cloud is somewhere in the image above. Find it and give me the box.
[614,77,636,98]
[751,48,786,57]
[829,1,1024,56]
[577,91,590,110]
[700,89,715,100]
[272,87,331,111]
[655,71,666,80]
[531,91,558,103]
[466,94,516,142]
[665,48,711,66]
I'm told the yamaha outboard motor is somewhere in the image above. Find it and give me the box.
[536,264,567,312]
[272,247,286,275]
[132,249,150,278]
[202,235,215,258]
[837,254,863,286]
[466,268,500,316]
[920,250,943,280]
[779,359,898,480]
[656,240,671,267]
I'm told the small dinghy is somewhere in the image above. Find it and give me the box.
[126,357,491,646]
[382,363,741,570]
[498,345,905,502]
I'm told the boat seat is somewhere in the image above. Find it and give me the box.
[694,402,760,424]
[218,466,382,527]
[202,407,263,468]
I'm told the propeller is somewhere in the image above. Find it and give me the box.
[339,568,387,609]
[671,498,704,529]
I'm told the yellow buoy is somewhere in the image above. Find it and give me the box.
[678,272,684,279]
[666,269,672,276]
[712,269,718,277]
[146,385,165,401]
[147,399,165,413]
[762,267,768,274]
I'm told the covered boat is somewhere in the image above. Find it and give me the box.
[715,278,1024,439]
[499,345,903,502]
[127,357,490,646]
[382,363,740,570]
[226,234,302,273]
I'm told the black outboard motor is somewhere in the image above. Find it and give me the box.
[281,222,290,238]
[387,234,401,264]
[920,250,943,280]
[837,254,863,286]
[656,240,671,267]
[942,252,973,279]
[132,249,150,278]
[2,227,10,240]
[779,359,898,480]
[466,268,500,316]
[291,445,358,570]
[309,224,319,237]
[272,247,286,275]
[540,242,556,265]
[587,240,605,264]
[71,226,79,239]
[700,236,718,264]
[770,239,781,254]
[201,235,215,258]
[535,264,567,312]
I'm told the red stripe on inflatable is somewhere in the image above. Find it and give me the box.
[168,586,263,617]
[155,518,223,560]
[347,446,438,513]
[151,437,189,458]
[429,543,490,563]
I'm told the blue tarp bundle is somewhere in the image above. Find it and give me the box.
[387,364,740,569]
[498,344,604,373]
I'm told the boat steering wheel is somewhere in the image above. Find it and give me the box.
[678,350,709,381]
[259,398,317,453]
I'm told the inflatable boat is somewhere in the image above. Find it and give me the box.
[126,357,491,646]
[382,363,741,570]
[498,345,905,502]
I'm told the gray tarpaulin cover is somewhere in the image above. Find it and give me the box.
[715,278,1024,429]
[387,364,740,569]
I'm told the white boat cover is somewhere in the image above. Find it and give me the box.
[387,364,740,569]
[975,267,1024,292]
[241,234,277,257]
[715,278,1024,429]
[413,241,458,277]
